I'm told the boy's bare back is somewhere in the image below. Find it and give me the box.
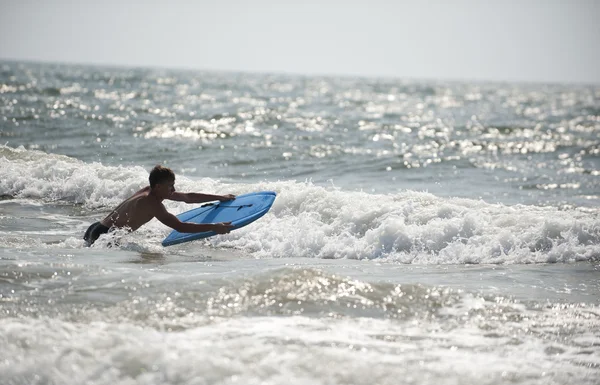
[100,187,159,231]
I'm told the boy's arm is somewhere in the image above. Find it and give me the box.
[154,202,233,234]
[168,192,236,204]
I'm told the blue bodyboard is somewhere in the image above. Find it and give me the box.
[162,191,276,247]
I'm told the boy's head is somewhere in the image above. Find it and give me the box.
[149,165,175,188]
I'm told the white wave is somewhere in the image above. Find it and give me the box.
[1,145,599,264]
[1,307,598,385]
[0,145,148,209]
[213,182,600,264]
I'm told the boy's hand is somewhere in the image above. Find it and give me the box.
[213,222,233,234]
[219,194,236,202]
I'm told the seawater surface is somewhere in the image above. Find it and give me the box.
[1,61,599,385]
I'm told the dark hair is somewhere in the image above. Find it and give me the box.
[149,165,175,188]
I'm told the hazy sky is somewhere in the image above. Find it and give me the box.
[1,0,599,83]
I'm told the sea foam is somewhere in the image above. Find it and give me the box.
[1,145,599,264]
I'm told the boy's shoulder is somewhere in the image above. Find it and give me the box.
[138,193,168,211]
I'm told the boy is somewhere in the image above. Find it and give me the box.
[84,165,235,246]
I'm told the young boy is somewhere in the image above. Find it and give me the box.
[84,165,235,246]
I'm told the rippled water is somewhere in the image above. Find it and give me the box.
[2,61,599,206]
[1,61,599,384]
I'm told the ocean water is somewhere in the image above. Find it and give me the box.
[1,61,599,385]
